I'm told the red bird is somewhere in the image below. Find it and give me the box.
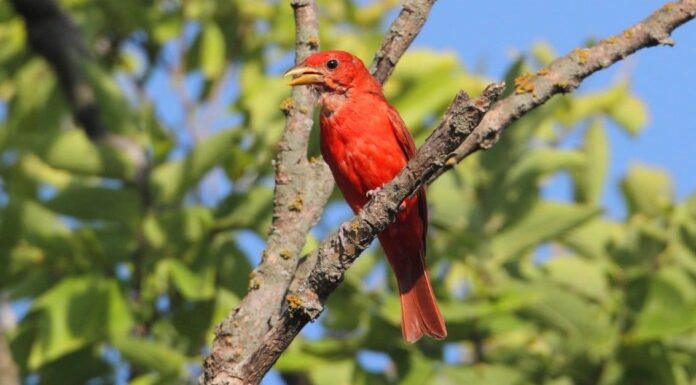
[285,51,446,342]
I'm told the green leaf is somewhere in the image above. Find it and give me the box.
[501,56,529,98]
[142,206,214,249]
[84,63,134,134]
[490,202,600,262]
[5,59,66,140]
[630,267,696,341]
[112,336,186,376]
[503,148,585,188]
[215,186,273,232]
[35,347,110,385]
[544,256,609,302]
[621,164,673,217]
[200,22,226,79]
[440,364,523,385]
[150,129,239,204]
[556,81,646,136]
[399,351,435,385]
[607,93,648,136]
[163,258,215,300]
[520,281,616,359]
[574,120,608,204]
[275,345,331,372]
[45,185,141,224]
[309,360,355,385]
[39,130,137,179]
[0,199,73,256]
[560,218,620,258]
[27,275,133,368]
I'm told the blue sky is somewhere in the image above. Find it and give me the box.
[413,0,696,216]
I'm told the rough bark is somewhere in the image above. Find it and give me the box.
[202,1,696,384]
[370,0,436,83]
[201,1,440,383]
[203,2,332,383]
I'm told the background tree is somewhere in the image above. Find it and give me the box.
[0,1,695,385]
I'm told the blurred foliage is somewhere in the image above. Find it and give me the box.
[0,1,693,385]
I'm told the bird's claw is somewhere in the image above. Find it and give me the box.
[366,186,383,199]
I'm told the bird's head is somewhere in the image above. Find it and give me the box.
[284,50,376,93]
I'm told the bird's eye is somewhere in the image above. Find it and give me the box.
[326,59,339,70]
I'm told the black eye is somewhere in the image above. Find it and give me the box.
[326,59,338,70]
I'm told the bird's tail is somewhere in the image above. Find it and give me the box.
[379,231,447,343]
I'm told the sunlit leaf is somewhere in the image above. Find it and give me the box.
[112,336,186,376]
[621,164,673,217]
[27,275,133,368]
[45,185,141,224]
[490,202,600,262]
[150,129,239,204]
[440,364,523,385]
[630,267,696,341]
[573,120,608,205]
[200,22,226,79]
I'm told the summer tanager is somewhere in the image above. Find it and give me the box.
[285,50,446,342]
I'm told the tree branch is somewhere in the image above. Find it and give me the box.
[202,0,438,384]
[440,0,696,180]
[10,0,148,182]
[10,0,105,140]
[202,1,332,384]
[370,0,436,83]
[224,0,696,382]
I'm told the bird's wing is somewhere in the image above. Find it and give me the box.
[386,104,428,247]
[386,104,417,158]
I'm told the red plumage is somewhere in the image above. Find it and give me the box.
[286,50,446,342]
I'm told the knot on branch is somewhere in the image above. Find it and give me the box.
[479,129,501,149]
[649,29,676,45]
[286,291,322,319]
[448,83,504,136]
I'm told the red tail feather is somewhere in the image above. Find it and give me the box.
[379,216,447,343]
[398,263,447,342]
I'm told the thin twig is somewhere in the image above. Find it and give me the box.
[370,0,437,83]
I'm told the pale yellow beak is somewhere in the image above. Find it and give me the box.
[284,66,325,86]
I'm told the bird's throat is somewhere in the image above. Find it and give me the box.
[319,92,349,118]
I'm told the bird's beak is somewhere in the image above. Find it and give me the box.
[284,65,325,86]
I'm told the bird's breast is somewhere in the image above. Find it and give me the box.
[319,97,407,210]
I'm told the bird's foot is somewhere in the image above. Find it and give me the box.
[366,186,383,199]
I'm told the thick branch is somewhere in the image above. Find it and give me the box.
[203,1,438,383]
[10,0,149,182]
[370,0,436,83]
[231,0,696,382]
[202,1,332,384]
[11,0,106,140]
